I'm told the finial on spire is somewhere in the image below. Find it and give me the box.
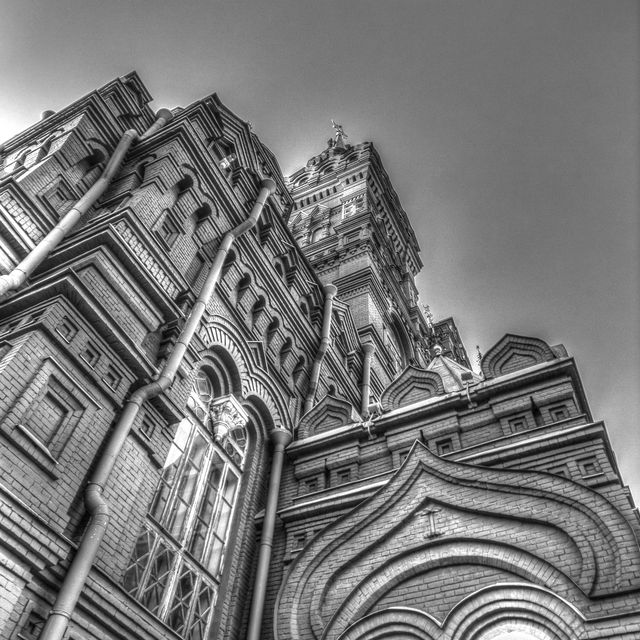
[330,119,348,153]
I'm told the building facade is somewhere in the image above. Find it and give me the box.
[0,73,639,640]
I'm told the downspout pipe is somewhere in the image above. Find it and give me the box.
[39,178,277,640]
[0,109,174,298]
[360,342,375,417]
[303,283,337,414]
[245,427,292,640]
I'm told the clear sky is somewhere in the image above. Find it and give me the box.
[1,1,638,494]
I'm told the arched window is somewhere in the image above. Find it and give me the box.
[123,370,248,639]
[34,137,53,164]
[266,317,280,346]
[236,273,251,302]
[251,296,266,328]
[77,147,105,175]
[310,226,325,243]
[221,250,236,278]
[173,175,194,201]
[273,259,286,279]
[280,337,293,369]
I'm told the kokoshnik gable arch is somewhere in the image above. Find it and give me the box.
[0,73,638,640]
[273,333,640,640]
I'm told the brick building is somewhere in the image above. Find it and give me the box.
[0,73,639,640]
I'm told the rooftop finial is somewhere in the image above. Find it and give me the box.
[476,344,483,366]
[330,119,348,153]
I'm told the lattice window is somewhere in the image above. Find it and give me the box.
[124,371,247,638]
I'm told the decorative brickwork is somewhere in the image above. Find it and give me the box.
[0,73,639,640]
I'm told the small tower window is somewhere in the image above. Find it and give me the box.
[251,296,266,327]
[159,217,179,248]
[310,227,325,243]
[266,318,280,346]
[236,273,251,301]
[174,175,193,199]
[78,148,105,175]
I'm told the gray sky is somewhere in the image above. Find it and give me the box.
[2,1,638,494]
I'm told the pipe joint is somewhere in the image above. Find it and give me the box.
[49,610,70,620]
[85,484,107,514]
[260,178,277,196]
[155,108,174,123]
[323,283,338,299]
[269,427,293,449]
[0,271,23,297]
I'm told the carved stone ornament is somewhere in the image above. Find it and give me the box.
[209,395,249,443]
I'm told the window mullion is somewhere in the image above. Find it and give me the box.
[201,461,228,568]
[134,527,159,600]
[158,548,182,622]
[155,424,196,527]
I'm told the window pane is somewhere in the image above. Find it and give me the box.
[190,432,209,467]
[140,540,175,614]
[167,562,196,635]
[209,451,224,488]
[195,371,213,404]
[205,535,225,576]
[188,482,218,561]
[215,500,233,542]
[123,529,155,594]
[222,472,238,503]
[187,581,216,640]
[165,419,191,468]
[150,478,172,522]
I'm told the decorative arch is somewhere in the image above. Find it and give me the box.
[274,441,640,640]
[297,395,361,439]
[386,310,413,369]
[380,366,445,410]
[481,334,556,379]
[337,585,585,640]
[130,153,157,189]
[445,584,585,640]
[201,320,292,431]
[198,345,243,396]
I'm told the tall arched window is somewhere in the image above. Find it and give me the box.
[123,370,248,639]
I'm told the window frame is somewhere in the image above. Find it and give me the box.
[123,373,249,638]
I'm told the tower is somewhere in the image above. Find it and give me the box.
[286,127,470,403]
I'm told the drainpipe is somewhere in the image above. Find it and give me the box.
[360,342,375,417]
[39,178,277,640]
[246,427,292,640]
[303,284,337,414]
[0,109,174,298]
